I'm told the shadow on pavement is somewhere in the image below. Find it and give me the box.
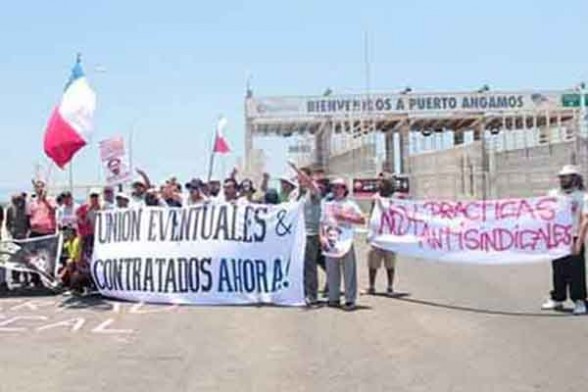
[0,287,58,298]
[389,296,577,318]
[57,293,118,312]
[364,291,411,299]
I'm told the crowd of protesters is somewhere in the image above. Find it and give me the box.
[0,162,586,314]
[0,163,406,308]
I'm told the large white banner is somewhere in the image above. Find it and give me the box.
[369,196,573,264]
[91,202,305,306]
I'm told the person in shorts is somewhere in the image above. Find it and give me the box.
[367,173,397,295]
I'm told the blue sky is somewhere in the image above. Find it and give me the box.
[1,0,587,196]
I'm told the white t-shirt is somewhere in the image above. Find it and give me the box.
[129,196,146,209]
[320,197,363,258]
[183,194,209,206]
[57,203,78,228]
[549,188,585,236]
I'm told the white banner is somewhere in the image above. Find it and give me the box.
[99,137,131,186]
[91,202,306,306]
[368,196,573,264]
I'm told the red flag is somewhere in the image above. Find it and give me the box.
[44,57,96,168]
[213,117,230,154]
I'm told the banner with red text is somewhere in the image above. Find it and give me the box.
[368,196,573,263]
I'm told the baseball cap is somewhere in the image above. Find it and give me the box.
[279,175,298,187]
[115,192,130,201]
[185,178,204,190]
[558,165,580,176]
[330,178,347,187]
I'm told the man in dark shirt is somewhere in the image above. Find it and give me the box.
[6,193,30,286]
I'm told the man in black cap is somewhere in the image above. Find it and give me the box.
[185,178,208,206]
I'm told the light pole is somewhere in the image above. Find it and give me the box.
[579,82,586,137]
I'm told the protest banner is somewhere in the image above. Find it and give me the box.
[99,137,131,186]
[91,202,306,306]
[368,196,573,263]
[0,234,62,287]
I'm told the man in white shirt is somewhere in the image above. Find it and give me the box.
[102,186,115,210]
[543,165,587,315]
[320,178,366,310]
[56,191,77,229]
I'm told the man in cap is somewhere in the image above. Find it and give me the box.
[115,192,130,209]
[130,168,152,207]
[320,177,366,310]
[56,191,77,229]
[184,178,208,206]
[102,186,115,210]
[279,176,298,203]
[542,165,587,315]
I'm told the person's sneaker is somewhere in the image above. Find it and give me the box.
[366,287,375,295]
[305,298,319,307]
[573,300,587,315]
[541,299,564,310]
[343,302,356,311]
[386,287,394,296]
[327,301,340,308]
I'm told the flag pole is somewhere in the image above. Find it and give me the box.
[68,163,74,194]
[207,151,216,183]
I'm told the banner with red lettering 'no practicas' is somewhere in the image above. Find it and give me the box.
[369,196,574,264]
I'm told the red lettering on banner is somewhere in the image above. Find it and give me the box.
[379,201,572,253]
[422,200,489,221]
[496,200,516,220]
[535,197,557,221]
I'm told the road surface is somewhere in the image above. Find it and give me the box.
[0,241,586,392]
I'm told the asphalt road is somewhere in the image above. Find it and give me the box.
[0,241,587,392]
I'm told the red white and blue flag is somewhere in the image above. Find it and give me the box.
[43,56,96,168]
[213,117,231,154]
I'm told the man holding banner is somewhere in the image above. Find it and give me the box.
[321,178,366,309]
[367,173,397,295]
[545,165,587,315]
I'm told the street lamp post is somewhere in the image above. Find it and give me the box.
[580,82,586,137]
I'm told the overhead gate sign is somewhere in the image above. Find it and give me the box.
[247,91,567,118]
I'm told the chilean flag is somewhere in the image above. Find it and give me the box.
[213,117,231,154]
[43,56,96,168]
